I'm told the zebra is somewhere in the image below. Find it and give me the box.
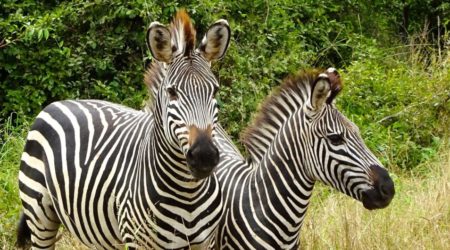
[16,10,231,249]
[211,68,395,249]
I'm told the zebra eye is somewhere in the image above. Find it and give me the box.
[327,134,344,145]
[166,87,178,100]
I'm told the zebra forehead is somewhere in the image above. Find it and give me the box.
[174,66,218,88]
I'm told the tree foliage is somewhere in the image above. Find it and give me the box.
[1,0,449,169]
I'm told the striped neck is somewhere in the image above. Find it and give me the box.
[241,71,323,244]
[250,104,315,242]
[242,70,320,164]
[150,115,207,188]
[121,115,221,248]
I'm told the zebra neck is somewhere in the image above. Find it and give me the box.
[251,117,315,235]
[242,82,312,165]
[119,127,221,247]
[149,122,208,189]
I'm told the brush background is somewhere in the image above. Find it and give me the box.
[1,1,449,249]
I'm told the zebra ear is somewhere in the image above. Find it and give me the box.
[198,19,231,61]
[147,22,174,63]
[311,74,331,111]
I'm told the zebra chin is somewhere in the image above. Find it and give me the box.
[361,165,395,210]
[187,155,219,179]
[189,166,217,179]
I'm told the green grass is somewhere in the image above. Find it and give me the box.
[0,118,27,248]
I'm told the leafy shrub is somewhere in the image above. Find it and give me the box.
[338,45,450,170]
[1,1,155,122]
[1,0,412,123]
[1,0,449,171]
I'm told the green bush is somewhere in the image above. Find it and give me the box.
[1,1,155,122]
[1,0,449,171]
[1,0,419,121]
[338,46,450,170]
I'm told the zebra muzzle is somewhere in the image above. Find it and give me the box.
[361,165,395,210]
[186,126,220,179]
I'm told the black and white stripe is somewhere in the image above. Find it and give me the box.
[17,11,231,249]
[17,96,220,249]
[213,68,395,249]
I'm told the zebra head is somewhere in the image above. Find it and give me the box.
[306,68,395,210]
[146,10,231,179]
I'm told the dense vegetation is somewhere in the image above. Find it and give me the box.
[0,0,449,247]
[1,0,449,170]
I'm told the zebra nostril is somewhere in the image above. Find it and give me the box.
[367,164,395,206]
[378,177,395,199]
[213,146,219,157]
[379,183,389,197]
[211,146,220,165]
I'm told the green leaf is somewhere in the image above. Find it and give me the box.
[37,29,43,41]
[27,28,35,40]
[43,29,49,40]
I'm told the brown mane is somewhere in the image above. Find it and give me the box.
[170,9,196,57]
[143,61,165,108]
[240,69,342,161]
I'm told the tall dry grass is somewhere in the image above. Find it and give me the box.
[301,145,450,249]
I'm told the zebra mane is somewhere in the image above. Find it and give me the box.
[171,9,196,57]
[240,69,342,162]
[143,61,165,110]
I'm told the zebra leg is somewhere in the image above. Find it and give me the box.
[19,153,61,249]
[18,195,61,249]
[18,188,61,249]
[16,211,60,250]
[16,212,32,249]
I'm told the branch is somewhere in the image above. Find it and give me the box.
[0,33,24,49]
[377,101,427,124]
[264,0,270,24]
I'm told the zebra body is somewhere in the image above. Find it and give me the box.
[17,10,231,249]
[19,100,221,248]
[213,69,395,249]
